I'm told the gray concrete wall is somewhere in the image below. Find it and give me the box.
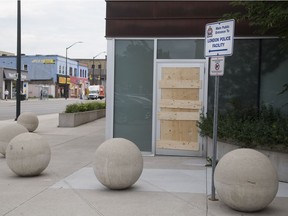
[58,109,105,127]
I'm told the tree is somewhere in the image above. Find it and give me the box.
[225,1,288,49]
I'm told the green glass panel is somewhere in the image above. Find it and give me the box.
[157,39,204,59]
[114,40,154,152]
[261,39,288,114]
[208,40,260,113]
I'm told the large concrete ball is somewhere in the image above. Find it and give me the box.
[17,112,39,132]
[215,148,278,212]
[6,133,51,177]
[0,123,28,156]
[93,138,143,190]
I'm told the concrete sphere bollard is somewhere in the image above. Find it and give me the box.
[6,133,51,177]
[0,123,28,156]
[93,138,143,190]
[215,148,278,212]
[0,121,10,128]
[17,112,39,132]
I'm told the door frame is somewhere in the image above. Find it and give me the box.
[154,60,208,156]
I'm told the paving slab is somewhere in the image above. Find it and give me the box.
[0,114,288,216]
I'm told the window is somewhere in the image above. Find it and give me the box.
[24,65,28,70]
[59,66,61,73]
[207,39,259,114]
[207,39,288,115]
[114,40,154,152]
[261,39,288,114]
[157,39,204,59]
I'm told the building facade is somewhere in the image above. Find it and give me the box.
[0,67,29,100]
[0,55,89,98]
[105,0,288,156]
[76,58,107,86]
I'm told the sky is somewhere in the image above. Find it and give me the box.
[0,0,107,59]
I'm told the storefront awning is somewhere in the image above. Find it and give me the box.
[4,69,29,81]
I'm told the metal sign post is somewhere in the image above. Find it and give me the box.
[211,75,220,201]
[210,56,224,201]
[205,19,235,201]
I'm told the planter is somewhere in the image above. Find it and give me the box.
[58,109,105,127]
[206,137,288,183]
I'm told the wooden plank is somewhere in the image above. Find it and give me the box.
[159,80,201,89]
[162,88,199,101]
[162,67,200,80]
[158,111,199,121]
[160,120,198,142]
[156,140,199,151]
[160,99,202,109]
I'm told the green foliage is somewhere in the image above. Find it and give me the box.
[224,1,288,49]
[197,106,288,152]
[65,101,106,113]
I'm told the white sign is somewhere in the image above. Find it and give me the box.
[210,56,225,76]
[205,19,235,57]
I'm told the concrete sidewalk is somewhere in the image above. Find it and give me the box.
[0,114,288,216]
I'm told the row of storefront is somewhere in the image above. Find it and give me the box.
[0,55,89,99]
[57,75,89,99]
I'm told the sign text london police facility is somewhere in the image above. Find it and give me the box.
[205,20,235,57]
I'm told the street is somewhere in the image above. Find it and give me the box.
[0,98,96,120]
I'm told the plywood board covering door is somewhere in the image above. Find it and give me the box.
[157,67,201,151]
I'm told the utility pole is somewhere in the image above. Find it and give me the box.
[16,0,21,120]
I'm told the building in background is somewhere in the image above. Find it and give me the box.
[0,55,88,98]
[76,58,107,87]
[0,67,29,100]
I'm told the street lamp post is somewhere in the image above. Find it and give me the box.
[65,41,83,99]
[92,51,106,86]
[16,0,21,120]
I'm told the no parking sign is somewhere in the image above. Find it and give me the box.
[210,56,225,76]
